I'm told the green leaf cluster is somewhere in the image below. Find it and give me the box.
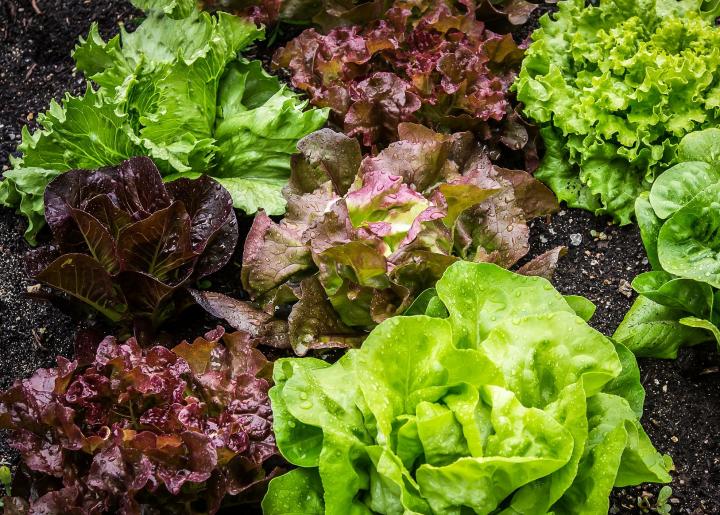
[515,0,720,224]
[615,128,720,358]
[0,1,328,243]
[263,261,672,514]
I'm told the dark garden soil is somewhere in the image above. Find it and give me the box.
[0,1,718,513]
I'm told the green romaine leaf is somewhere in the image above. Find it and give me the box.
[403,288,449,318]
[603,342,646,419]
[679,317,720,352]
[677,127,720,165]
[632,271,714,319]
[436,261,574,348]
[563,295,597,322]
[620,128,720,358]
[553,393,673,514]
[261,469,325,515]
[635,192,662,271]
[649,161,720,219]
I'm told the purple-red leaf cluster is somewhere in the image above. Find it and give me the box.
[220,124,560,355]
[272,0,531,151]
[204,0,538,31]
[27,157,238,330]
[0,328,277,514]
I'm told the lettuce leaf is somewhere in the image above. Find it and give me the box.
[203,0,538,31]
[264,261,672,515]
[1,4,328,243]
[515,0,720,223]
[26,157,238,331]
[614,128,720,357]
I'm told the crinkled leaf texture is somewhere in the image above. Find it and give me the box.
[263,261,672,515]
[26,157,238,330]
[615,128,720,357]
[0,3,327,243]
[0,327,278,514]
[271,0,531,154]
[515,0,720,224]
[231,125,559,354]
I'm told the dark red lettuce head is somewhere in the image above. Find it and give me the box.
[0,328,277,514]
[272,0,533,154]
[27,157,238,330]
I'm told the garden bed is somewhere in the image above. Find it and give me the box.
[0,0,718,513]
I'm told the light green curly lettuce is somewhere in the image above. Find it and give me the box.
[515,0,720,224]
[262,261,672,515]
[615,128,720,358]
[0,0,327,243]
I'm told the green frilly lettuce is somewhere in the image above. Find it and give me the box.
[615,128,720,358]
[0,1,327,243]
[515,0,720,224]
[263,261,672,515]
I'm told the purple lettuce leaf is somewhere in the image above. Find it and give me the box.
[27,157,238,331]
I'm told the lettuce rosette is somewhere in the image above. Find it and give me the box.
[515,0,720,224]
[228,124,561,355]
[262,261,672,515]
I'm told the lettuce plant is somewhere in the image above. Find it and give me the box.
[262,261,673,515]
[614,129,720,358]
[234,124,560,354]
[515,0,720,224]
[0,0,328,243]
[0,328,277,514]
[25,157,237,331]
[203,0,538,30]
[272,0,531,152]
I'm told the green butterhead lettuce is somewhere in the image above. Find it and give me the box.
[615,128,720,357]
[515,0,720,224]
[0,1,328,243]
[264,261,672,515]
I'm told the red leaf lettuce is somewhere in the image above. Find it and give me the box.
[204,0,538,30]
[216,124,560,354]
[0,328,277,514]
[272,0,533,151]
